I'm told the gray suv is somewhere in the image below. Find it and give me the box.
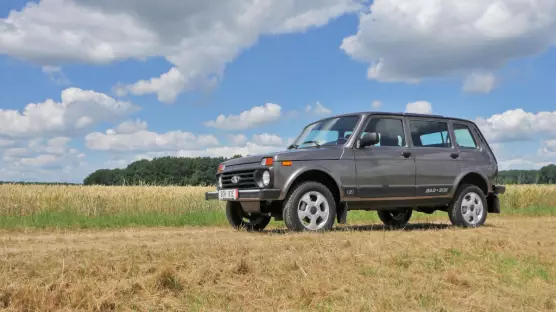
[205,112,506,232]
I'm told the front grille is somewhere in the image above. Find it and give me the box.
[221,169,258,189]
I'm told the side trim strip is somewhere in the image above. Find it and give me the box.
[343,195,452,201]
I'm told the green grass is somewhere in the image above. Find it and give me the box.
[0,206,554,230]
[0,210,228,230]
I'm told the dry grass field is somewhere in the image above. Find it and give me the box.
[0,184,555,311]
[0,218,555,311]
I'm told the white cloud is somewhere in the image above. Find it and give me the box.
[0,87,138,138]
[1,136,86,181]
[115,119,148,134]
[0,139,15,148]
[462,72,497,93]
[228,134,248,145]
[405,101,432,114]
[476,109,556,143]
[340,0,556,85]
[1,0,362,103]
[134,142,283,162]
[498,158,552,171]
[306,101,332,116]
[85,120,219,152]
[540,140,556,155]
[371,100,383,109]
[42,65,71,85]
[252,133,284,146]
[204,103,282,130]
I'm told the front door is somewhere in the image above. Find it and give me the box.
[407,118,462,198]
[354,116,416,199]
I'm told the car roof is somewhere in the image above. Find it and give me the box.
[312,111,476,124]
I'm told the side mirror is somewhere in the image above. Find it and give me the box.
[358,132,379,148]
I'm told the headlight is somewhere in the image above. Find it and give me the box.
[262,170,271,186]
[218,175,222,188]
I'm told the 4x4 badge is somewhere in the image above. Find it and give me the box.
[231,176,241,184]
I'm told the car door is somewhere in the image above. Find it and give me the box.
[407,118,461,198]
[353,115,416,199]
[452,121,492,173]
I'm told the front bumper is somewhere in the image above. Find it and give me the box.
[205,188,281,201]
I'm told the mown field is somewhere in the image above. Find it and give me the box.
[0,184,555,229]
[0,185,555,311]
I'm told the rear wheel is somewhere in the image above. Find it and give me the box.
[377,209,412,227]
[283,181,336,232]
[226,201,271,231]
[448,184,487,228]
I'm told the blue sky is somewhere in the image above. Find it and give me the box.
[1,0,556,182]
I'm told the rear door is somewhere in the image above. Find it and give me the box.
[407,118,461,198]
[452,121,493,173]
[354,115,416,199]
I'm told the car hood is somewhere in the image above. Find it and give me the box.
[223,146,345,167]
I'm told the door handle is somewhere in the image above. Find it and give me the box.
[450,152,460,159]
[402,151,412,159]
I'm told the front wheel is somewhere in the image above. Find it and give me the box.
[226,201,271,231]
[448,184,487,228]
[377,209,412,227]
[282,181,336,232]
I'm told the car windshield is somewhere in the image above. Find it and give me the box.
[290,116,361,149]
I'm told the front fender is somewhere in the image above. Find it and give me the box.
[279,164,345,201]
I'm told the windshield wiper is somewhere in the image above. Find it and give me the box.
[287,144,298,150]
[301,140,321,148]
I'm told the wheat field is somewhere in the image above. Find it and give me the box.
[0,184,555,229]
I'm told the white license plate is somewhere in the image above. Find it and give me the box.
[218,189,238,200]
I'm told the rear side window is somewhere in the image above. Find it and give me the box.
[453,123,477,149]
[410,120,451,148]
[361,118,406,147]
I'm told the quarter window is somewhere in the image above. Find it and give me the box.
[360,118,406,147]
[453,124,478,149]
[410,120,451,148]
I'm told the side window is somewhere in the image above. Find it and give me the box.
[453,123,478,149]
[360,118,406,147]
[410,120,451,148]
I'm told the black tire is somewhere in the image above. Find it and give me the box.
[282,181,336,232]
[377,209,412,227]
[448,184,488,228]
[225,201,271,232]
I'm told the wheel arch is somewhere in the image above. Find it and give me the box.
[451,171,490,196]
[282,167,343,205]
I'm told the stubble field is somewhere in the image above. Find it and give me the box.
[0,184,555,311]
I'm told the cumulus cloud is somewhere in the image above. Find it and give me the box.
[204,103,282,130]
[134,142,283,162]
[252,133,284,146]
[0,87,138,138]
[42,65,71,85]
[340,0,556,84]
[85,120,219,152]
[228,134,248,146]
[462,72,497,93]
[1,136,85,175]
[475,109,556,143]
[371,100,383,109]
[306,101,332,116]
[405,101,432,114]
[0,0,362,103]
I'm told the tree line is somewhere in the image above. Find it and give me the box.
[83,156,242,186]
[493,165,556,185]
